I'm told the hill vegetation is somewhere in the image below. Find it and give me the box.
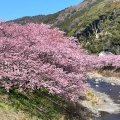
[12,0,120,54]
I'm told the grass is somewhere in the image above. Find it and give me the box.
[0,87,66,120]
[86,91,103,106]
[0,102,37,120]
[0,87,91,120]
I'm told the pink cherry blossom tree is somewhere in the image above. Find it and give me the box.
[0,22,120,102]
[0,22,89,101]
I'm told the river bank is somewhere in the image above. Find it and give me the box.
[87,71,120,85]
[79,71,120,119]
[79,88,120,117]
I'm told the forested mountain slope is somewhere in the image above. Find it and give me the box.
[12,0,120,54]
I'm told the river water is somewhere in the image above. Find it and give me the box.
[88,79,120,120]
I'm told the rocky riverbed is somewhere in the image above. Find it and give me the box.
[79,88,120,116]
[79,72,120,120]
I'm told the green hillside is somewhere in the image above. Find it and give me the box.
[0,87,91,120]
[12,0,120,54]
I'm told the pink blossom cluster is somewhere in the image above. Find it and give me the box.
[0,22,89,101]
[87,55,120,69]
[0,22,119,102]
[97,55,120,68]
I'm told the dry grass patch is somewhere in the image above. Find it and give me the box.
[85,91,103,106]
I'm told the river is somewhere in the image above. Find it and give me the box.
[88,78,120,120]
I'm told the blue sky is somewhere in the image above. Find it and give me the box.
[0,0,83,21]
